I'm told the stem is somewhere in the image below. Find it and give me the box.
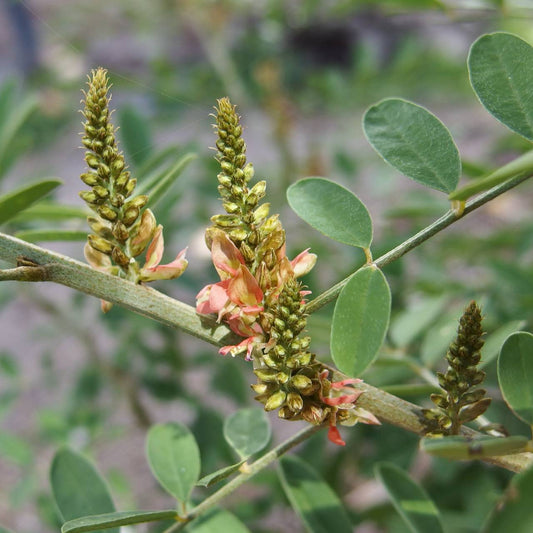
[164,424,323,532]
[306,172,533,314]
[449,150,533,201]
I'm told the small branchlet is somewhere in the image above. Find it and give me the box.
[80,68,187,305]
[422,301,490,436]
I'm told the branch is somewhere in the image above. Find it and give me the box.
[306,172,533,314]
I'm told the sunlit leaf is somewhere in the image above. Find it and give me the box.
[0,180,62,225]
[363,98,460,193]
[469,32,533,141]
[186,508,251,533]
[375,462,444,533]
[287,177,372,248]
[498,332,533,425]
[484,464,533,532]
[146,422,201,503]
[420,436,528,460]
[331,267,391,377]
[61,510,178,533]
[278,455,353,533]
[223,408,271,460]
[50,447,117,533]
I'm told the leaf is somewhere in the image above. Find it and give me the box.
[375,462,444,533]
[223,408,271,460]
[61,510,178,533]
[484,464,533,532]
[469,32,533,141]
[140,152,196,207]
[390,296,447,348]
[146,422,201,503]
[278,455,353,533]
[420,436,528,460]
[479,320,526,368]
[286,177,372,248]
[118,105,154,168]
[196,461,246,487]
[186,508,251,533]
[15,230,87,243]
[363,98,460,193]
[498,331,533,425]
[50,447,117,533]
[331,266,391,377]
[0,179,62,225]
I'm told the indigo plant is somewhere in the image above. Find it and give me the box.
[2,30,533,533]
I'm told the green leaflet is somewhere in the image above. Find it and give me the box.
[223,408,271,460]
[278,455,353,533]
[146,422,201,503]
[469,32,533,141]
[287,177,372,249]
[61,510,178,533]
[376,462,444,533]
[498,332,533,425]
[331,266,391,377]
[363,98,460,193]
[50,447,117,533]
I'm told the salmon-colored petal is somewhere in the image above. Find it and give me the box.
[331,378,362,390]
[291,249,317,278]
[227,265,263,306]
[211,230,245,278]
[144,225,164,269]
[327,425,346,446]
[322,391,363,406]
[140,248,188,281]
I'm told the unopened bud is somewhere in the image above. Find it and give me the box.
[228,228,248,241]
[265,390,286,411]
[302,404,324,425]
[123,206,140,226]
[88,234,113,254]
[112,246,130,267]
[85,153,100,169]
[251,383,268,395]
[290,374,313,391]
[243,162,254,181]
[254,368,279,383]
[211,214,241,227]
[223,201,240,213]
[112,221,129,243]
[93,185,109,199]
[252,203,270,224]
[286,392,303,413]
[97,205,118,222]
[87,216,113,239]
[80,173,99,186]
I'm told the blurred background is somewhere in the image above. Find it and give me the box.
[1,1,533,531]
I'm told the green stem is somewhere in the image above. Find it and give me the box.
[449,150,533,201]
[306,172,533,314]
[164,424,323,532]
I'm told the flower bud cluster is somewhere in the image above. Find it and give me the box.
[422,301,490,436]
[80,68,187,302]
[198,97,379,445]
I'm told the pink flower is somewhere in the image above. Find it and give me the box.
[320,373,381,446]
[139,225,188,282]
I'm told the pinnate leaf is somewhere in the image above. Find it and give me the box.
[146,422,201,503]
[469,32,533,141]
[50,447,117,533]
[278,455,353,533]
[375,462,444,533]
[331,267,391,377]
[223,407,271,460]
[287,177,372,248]
[363,98,460,193]
[498,332,533,425]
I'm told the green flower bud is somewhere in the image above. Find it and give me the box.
[88,234,113,254]
[265,390,286,411]
[97,205,118,222]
